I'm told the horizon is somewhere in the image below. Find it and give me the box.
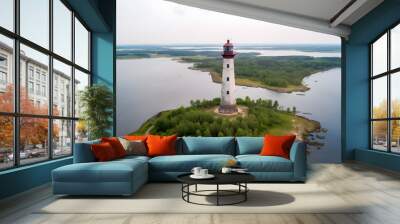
[117,43,341,47]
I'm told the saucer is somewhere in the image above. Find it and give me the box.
[190,174,215,179]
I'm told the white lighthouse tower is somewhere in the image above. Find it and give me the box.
[219,40,238,114]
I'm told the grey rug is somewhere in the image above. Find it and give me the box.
[38,183,362,214]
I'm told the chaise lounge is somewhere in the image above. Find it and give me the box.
[52,137,306,196]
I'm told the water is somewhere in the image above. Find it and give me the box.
[117,58,341,163]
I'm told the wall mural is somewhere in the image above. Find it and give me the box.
[116,0,342,163]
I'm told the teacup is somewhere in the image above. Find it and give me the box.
[221,167,232,174]
[191,167,202,176]
[199,169,208,176]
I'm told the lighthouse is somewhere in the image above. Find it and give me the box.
[219,40,238,114]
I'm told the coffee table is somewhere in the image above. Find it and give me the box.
[177,173,255,206]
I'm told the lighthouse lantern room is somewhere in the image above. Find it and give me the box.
[219,40,238,114]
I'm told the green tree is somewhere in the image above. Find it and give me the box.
[79,84,113,139]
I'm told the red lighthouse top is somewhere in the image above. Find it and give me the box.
[222,40,236,58]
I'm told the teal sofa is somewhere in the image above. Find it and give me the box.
[52,137,306,196]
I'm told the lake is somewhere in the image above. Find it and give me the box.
[117,56,341,163]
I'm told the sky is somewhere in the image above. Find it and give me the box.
[117,0,340,45]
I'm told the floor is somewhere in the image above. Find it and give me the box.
[1,162,400,224]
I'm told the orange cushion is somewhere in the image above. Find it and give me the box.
[124,135,148,141]
[260,135,296,159]
[91,142,117,162]
[101,137,127,158]
[146,135,177,157]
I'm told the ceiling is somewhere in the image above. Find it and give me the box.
[166,0,384,38]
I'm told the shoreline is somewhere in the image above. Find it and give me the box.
[118,55,337,93]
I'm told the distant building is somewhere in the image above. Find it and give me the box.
[219,39,238,114]
[0,41,78,149]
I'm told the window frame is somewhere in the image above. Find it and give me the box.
[369,21,400,154]
[0,0,92,171]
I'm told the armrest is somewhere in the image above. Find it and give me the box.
[289,141,307,182]
[73,140,100,163]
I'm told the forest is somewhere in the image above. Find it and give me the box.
[182,56,340,90]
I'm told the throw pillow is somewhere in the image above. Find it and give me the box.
[146,135,177,157]
[91,142,117,162]
[124,135,147,141]
[260,134,296,159]
[118,137,147,156]
[101,137,127,158]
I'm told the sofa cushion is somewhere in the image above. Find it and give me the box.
[53,158,147,183]
[91,142,118,161]
[118,138,148,156]
[260,135,296,159]
[147,135,177,157]
[181,137,235,155]
[236,155,293,172]
[149,154,235,172]
[236,137,263,155]
[101,137,127,158]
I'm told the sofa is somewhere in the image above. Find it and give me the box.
[52,137,306,196]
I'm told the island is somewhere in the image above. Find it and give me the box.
[132,97,320,140]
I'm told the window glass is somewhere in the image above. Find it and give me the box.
[372,77,387,119]
[53,0,72,60]
[74,69,89,118]
[372,33,387,76]
[391,24,400,70]
[75,120,88,143]
[20,0,49,49]
[19,117,49,165]
[20,44,49,115]
[0,0,14,31]
[391,120,400,153]
[53,59,72,117]
[0,116,13,170]
[0,35,13,112]
[372,121,388,151]
[53,119,72,157]
[391,72,400,118]
[74,18,89,69]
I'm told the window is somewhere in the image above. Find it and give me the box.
[74,69,89,118]
[227,77,229,81]
[28,82,34,94]
[0,0,14,31]
[227,64,229,68]
[370,23,400,153]
[0,1,91,170]
[53,0,72,60]
[0,71,7,84]
[20,0,49,49]
[0,34,13,113]
[53,59,72,117]
[36,84,40,95]
[226,91,229,95]
[75,18,89,70]
[53,119,72,158]
[0,55,7,67]
[28,67,34,80]
[0,116,13,169]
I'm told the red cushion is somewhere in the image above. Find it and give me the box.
[146,135,177,157]
[91,142,117,162]
[101,137,127,158]
[260,135,296,159]
[124,135,147,141]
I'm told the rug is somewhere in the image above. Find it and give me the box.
[37,183,362,214]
